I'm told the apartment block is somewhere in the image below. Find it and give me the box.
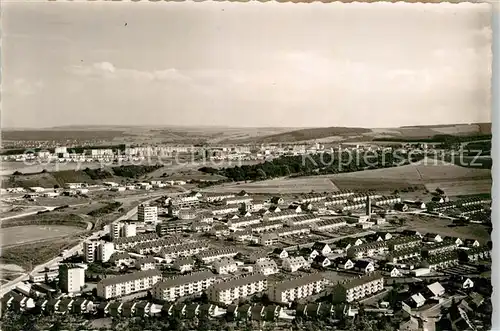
[268,273,325,304]
[387,236,422,251]
[208,273,268,305]
[332,272,384,303]
[138,204,158,224]
[133,237,188,255]
[152,271,217,302]
[84,240,114,263]
[96,270,162,299]
[59,264,85,294]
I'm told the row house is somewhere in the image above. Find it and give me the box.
[208,273,268,305]
[310,218,347,232]
[113,233,159,250]
[353,260,375,274]
[268,273,325,304]
[458,205,485,217]
[426,201,456,212]
[213,258,238,275]
[226,303,282,322]
[299,193,330,204]
[161,302,225,319]
[323,197,349,207]
[372,195,401,206]
[458,247,491,262]
[225,196,254,206]
[463,239,481,248]
[296,302,335,319]
[212,206,240,217]
[152,271,217,302]
[2,293,36,313]
[422,233,443,243]
[332,272,384,303]
[272,248,288,259]
[263,210,303,222]
[350,193,382,202]
[250,221,284,234]
[386,247,421,264]
[96,269,162,299]
[347,241,387,259]
[312,256,331,269]
[386,235,422,251]
[133,237,189,255]
[275,226,311,238]
[196,247,239,264]
[341,201,366,211]
[196,212,215,224]
[282,256,310,272]
[228,216,262,229]
[210,224,230,237]
[159,242,209,260]
[255,259,279,276]
[458,196,491,206]
[286,214,321,227]
[422,241,458,257]
[422,252,460,271]
[204,193,236,203]
[330,190,355,199]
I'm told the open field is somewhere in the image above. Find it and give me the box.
[403,214,490,242]
[201,177,339,194]
[0,225,83,247]
[0,237,80,271]
[424,179,492,197]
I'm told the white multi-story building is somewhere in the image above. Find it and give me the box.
[204,193,236,203]
[282,256,310,272]
[310,219,348,232]
[96,270,162,299]
[208,273,268,305]
[286,215,321,227]
[255,259,279,276]
[135,256,156,271]
[138,204,158,224]
[213,258,238,275]
[332,273,384,303]
[97,242,115,263]
[268,273,325,304]
[152,271,217,302]
[133,238,189,255]
[83,240,100,263]
[59,264,85,294]
[110,222,136,240]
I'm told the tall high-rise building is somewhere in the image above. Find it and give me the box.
[110,223,122,240]
[365,196,372,216]
[138,204,158,224]
[97,242,115,263]
[59,264,85,294]
[84,240,114,263]
[110,222,137,240]
[83,240,100,263]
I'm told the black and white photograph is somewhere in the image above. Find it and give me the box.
[0,1,494,330]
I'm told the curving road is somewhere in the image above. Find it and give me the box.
[0,189,188,297]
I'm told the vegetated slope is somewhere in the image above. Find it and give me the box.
[254,127,372,143]
[325,159,491,182]
[4,165,162,188]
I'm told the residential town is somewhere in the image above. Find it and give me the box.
[1,185,492,330]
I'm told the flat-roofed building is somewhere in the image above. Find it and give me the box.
[208,273,268,305]
[268,273,325,304]
[332,272,384,303]
[152,271,216,302]
[96,270,162,299]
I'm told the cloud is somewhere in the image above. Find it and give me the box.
[66,62,191,83]
[8,79,44,96]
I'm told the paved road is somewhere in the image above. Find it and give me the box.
[0,190,186,297]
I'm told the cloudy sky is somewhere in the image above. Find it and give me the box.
[2,2,492,128]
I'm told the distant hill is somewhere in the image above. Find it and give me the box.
[248,127,372,143]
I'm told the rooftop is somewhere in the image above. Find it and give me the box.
[99,269,161,287]
[211,273,267,291]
